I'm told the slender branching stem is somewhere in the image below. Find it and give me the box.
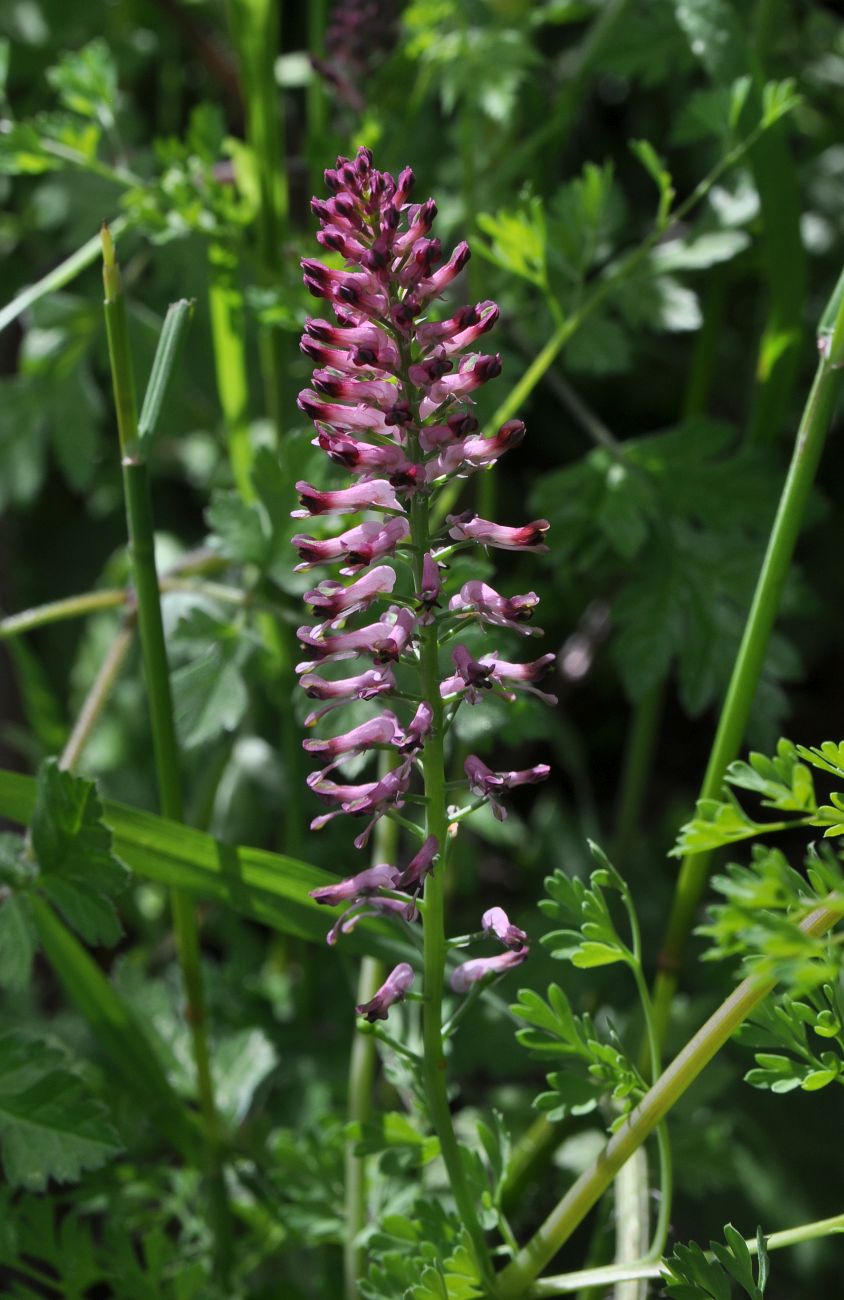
[495,903,841,1296]
[60,619,135,773]
[651,287,844,1048]
[345,754,398,1300]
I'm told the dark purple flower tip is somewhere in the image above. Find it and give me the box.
[393,835,439,892]
[450,946,528,994]
[327,896,414,947]
[482,906,529,950]
[398,701,434,752]
[417,552,443,621]
[448,580,542,635]
[310,862,399,907]
[356,961,415,1021]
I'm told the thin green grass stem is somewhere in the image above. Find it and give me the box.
[496,902,841,1296]
[344,752,398,1299]
[527,1211,844,1296]
[60,619,135,773]
[612,681,665,871]
[0,215,130,336]
[652,292,844,1048]
[101,229,231,1272]
[226,0,287,441]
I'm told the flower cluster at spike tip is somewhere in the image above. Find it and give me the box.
[298,148,551,1016]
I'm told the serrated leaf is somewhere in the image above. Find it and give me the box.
[0,894,36,991]
[0,1032,121,1189]
[46,39,117,126]
[206,489,270,568]
[172,640,248,750]
[31,760,128,946]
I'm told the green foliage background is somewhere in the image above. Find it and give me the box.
[1,0,844,1296]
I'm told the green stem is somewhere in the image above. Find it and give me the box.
[528,1211,844,1296]
[612,682,665,871]
[101,230,231,1272]
[226,0,287,441]
[400,338,496,1290]
[60,619,135,773]
[0,216,130,336]
[496,902,841,1296]
[208,241,253,499]
[345,753,398,1300]
[0,589,127,639]
[306,0,329,192]
[652,292,844,1046]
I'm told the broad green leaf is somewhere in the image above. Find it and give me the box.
[0,1031,121,1189]
[172,640,248,750]
[29,897,199,1161]
[0,768,409,961]
[206,489,270,568]
[31,760,128,946]
[0,894,35,991]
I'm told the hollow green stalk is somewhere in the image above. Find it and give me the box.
[528,1211,844,1296]
[101,228,231,1268]
[651,283,844,1047]
[208,240,254,502]
[345,753,398,1300]
[496,901,841,1296]
[226,0,287,441]
[612,682,665,871]
[398,341,497,1292]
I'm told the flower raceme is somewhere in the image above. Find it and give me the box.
[298,147,554,1016]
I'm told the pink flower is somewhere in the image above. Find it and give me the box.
[439,644,495,702]
[310,863,399,906]
[417,552,443,621]
[416,301,499,354]
[450,946,528,993]
[393,835,439,893]
[465,755,550,819]
[316,431,416,481]
[300,666,396,725]
[449,580,542,635]
[479,652,558,705]
[308,759,413,845]
[303,712,402,758]
[293,480,402,517]
[447,512,550,552]
[482,907,529,950]
[327,897,415,947]
[431,419,526,479]
[398,701,434,752]
[292,517,410,574]
[357,961,415,1021]
[296,607,416,668]
[304,567,397,621]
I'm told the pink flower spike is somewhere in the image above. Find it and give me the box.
[420,353,502,418]
[447,512,550,552]
[293,480,402,517]
[356,961,415,1021]
[310,863,400,907]
[417,240,471,301]
[305,567,396,620]
[482,907,529,950]
[450,946,528,993]
[393,835,438,892]
[449,580,542,636]
[303,711,402,757]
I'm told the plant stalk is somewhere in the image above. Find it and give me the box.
[496,902,841,1296]
[651,289,844,1047]
[101,228,231,1270]
[344,753,398,1299]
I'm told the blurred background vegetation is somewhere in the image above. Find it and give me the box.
[1,1,844,1295]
